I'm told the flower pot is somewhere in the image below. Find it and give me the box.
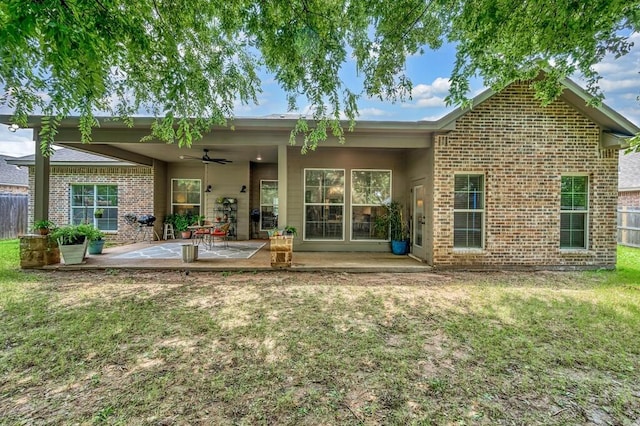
[391,239,409,255]
[88,239,105,255]
[58,239,88,265]
[38,228,49,236]
[181,231,192,239]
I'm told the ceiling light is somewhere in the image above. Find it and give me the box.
[8,123,19,132]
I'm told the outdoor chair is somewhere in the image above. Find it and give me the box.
[211,222,231,248]
[192,220,212,246]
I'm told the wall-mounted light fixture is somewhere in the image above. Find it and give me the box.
[205,185,212,192]
[256,154,262,161]
[240,185,247,193]
[8,123,19,133]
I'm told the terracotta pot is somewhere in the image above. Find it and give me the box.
[38,228,49,236]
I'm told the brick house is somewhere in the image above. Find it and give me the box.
[2,78,638,269]
[0,154,28,194]
[618,150,640,208]
[8,148,153,243]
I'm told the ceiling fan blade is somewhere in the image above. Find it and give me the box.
[181,149,231,164]
[212,159,232,164]
[179,154,200,160]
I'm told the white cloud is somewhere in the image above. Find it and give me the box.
[401,77,452,109]
[599,78,640,93]
[408,96,446,108]
[357,107,388,119]
[0,128,35,157]
[586,32,640,94]
[411,77,451,98]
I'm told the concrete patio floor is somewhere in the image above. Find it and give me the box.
[47,239,431,273]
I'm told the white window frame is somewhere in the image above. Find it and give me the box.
[171,178,201,215]
[453,173,485,250]
[303,168,345,241]
[260,180,278,231]
[560,174,589,250]
[350,169,392,241]
[70,184,118,231]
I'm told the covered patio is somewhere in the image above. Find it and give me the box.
[45,240,431,273]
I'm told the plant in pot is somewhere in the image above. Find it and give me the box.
[284,225,297,237]
[174,214,192,239]
[192,215,206,226]
[84,225,106,255]
[50,224,89,264]
[164,213,176,227]
[94,208,104,218]
[33,220,55,236]
[375,201,409,255]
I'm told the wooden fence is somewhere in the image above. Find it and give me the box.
[617,208,640,248]
[0,193,28,239]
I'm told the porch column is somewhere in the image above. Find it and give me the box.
[277,144,287,227]
[33,133,51,222]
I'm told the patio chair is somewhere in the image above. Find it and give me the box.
[211,222,231,248]
[192,220,214,247]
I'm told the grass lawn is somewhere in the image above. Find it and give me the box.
[1,240,639,425]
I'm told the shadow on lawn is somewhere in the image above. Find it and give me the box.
[1,278,639,425]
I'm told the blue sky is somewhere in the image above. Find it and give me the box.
[1,36,639,157]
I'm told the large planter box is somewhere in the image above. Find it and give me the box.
[58,239,88,265]
[270,235,293,268]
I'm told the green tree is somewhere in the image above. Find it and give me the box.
[1,0,638,153]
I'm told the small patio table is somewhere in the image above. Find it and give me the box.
[188,224,216,249]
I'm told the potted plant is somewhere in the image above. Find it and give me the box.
[94,208,104,218]
[269,227,295,268]
[33,220,55,236]
[375,201,409,255]
[174,214,192,239]
[50,224,89,264]
[85,226,106,255]
[192,214,206,226]
[164,213,176,227]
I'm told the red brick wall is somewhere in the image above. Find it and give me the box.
[0,184,28,194]
[28,166,154,243]
[432,83,618,269]
[618,191,640,208]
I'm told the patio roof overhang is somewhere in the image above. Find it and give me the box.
[0,115,446,166]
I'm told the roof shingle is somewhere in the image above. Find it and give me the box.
[619,150,640,190]
[0,155,28,187]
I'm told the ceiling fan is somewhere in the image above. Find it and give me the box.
[179,149,232,165]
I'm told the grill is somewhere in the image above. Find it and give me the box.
[137,215,156,226]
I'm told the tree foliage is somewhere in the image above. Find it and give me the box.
[1,0,638,154]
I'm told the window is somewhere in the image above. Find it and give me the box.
[304,169,345,240]
[560,175,588,249]
[260,180,278,231]
[71,184,118,231]
[453,174,484,249]
[351,170,391,240]
[171,179,201,215]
